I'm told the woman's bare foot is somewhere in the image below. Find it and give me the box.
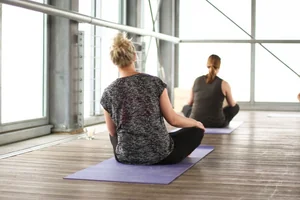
[298,93,300,102]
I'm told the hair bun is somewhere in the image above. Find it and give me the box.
[112,33,130,49]
[110,32,136,67]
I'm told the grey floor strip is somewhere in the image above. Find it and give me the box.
[0,133,86,160]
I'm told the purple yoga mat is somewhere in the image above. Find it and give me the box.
[204,121,243,134]
[64,145,214,185]
[169,121,243,134]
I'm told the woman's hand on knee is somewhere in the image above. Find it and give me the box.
[195,121,205,131]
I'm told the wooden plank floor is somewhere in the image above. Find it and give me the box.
[0,111,300,200]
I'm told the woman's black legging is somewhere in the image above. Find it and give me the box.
[222,104,240,127]
[156,127,204,164]
[109,127,204,165]
[182,104,240,127]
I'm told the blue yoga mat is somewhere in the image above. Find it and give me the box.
[64,145,214,184]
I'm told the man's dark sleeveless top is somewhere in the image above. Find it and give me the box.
[100,73,174,165]
[190,75,225,127]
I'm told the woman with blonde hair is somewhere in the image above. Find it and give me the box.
[100,33,205,165]
[182,54,239,128]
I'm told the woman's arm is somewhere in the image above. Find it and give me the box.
[187,88,194,106]
[103,110,116,136]
[160,88,205,130]
[221,81,236,107]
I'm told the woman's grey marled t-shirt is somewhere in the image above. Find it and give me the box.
[100,73,174,165]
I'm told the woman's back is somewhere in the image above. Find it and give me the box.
[101,73,173,165]
[190,75,225,127]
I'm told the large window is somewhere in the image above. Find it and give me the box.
[1,1,46,123]
[255,0,300,102]
[255,44,300,102]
